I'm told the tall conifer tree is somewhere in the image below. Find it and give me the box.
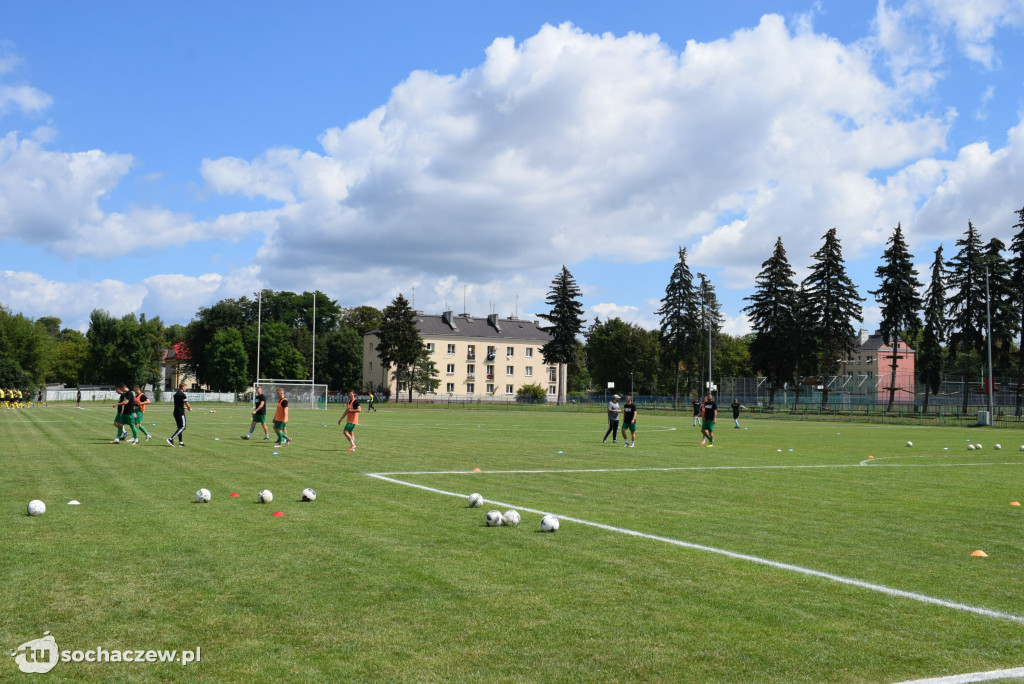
[1008,207,1024,414]
[377,293,423,401]
[656,248,700,406]
[945,221,987,410]
[538,266,585,405]
[801,228,864,407]
[743,237,799,408]
[918,246,947,412]
[869,222,922,409]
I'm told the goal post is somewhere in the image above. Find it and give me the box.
[257,379,328,410]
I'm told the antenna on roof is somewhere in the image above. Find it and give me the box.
[411,286,415,309]
[463,285,467,316]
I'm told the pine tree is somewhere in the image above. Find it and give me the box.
[983,238,1018,373]
[918,246,947,412]
[801,228,864,407]
[376,293,423,402]
[1008,207,1024,414]
[538,266,585,405]
[656,248,700,406]
[696,273,723,397]
[945,221,987,411]
[868,223,923,409]
[743,237,799,408]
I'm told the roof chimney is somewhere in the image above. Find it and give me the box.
[487,313,501,332]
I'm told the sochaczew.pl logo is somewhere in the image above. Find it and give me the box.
[11,632,59,674]
[9,633,201,673]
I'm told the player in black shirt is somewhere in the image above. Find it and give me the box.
[700,394,717,447]
[692,399,702,427]
[167,382,191,447]
[242,386,270,440]
[731,398,747,428]
[620,395,637,447]
[113,383,137,444]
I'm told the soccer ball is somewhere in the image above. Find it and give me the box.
[301,488,317,502]
[995,444,1002,450]
[968,445,976,451]
[976,444,983,449]
[467,493,484,508]
[1020,445,1024,452]
[502,510,521,526]
[485,510,503,527]
[906,441,913,447]
[258,489,274,504]
[27,500,46,516]
[540,515,560,532]
[195,488,211,503]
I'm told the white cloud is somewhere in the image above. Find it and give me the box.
[0,267,261,331]
[876,0,1024,69]
[589,302,659,330]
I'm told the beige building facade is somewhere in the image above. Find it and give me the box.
[363,311,564,401]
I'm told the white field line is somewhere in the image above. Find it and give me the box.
[366,468,1024,627]
[893,666,1024,683]
[373,461,1024,477]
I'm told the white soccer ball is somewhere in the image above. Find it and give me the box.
[502,510,521,526]
[968,444,976,451]
[995,444,1002,450]
[485,510,503,527]
[301,488,317,502]
[906,441,913,447]
[976,444,983,449]
[195,488,211,503]
[1020,445,1024,452]
[467,493,484,508]
[258,489,274,504]
[27,500,46,516]
[540,514,560,532]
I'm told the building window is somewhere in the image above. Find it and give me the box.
[549,385,557,395]
[506,365,514,376]
[549,367,557,382]
[486,383,494,393]
[467,345,475,360]
[446,383,455,393]
[505,384,514,395]
[506,346,514,357]
[525,366,533,377]
[447,344,456,355]
[467,364,475,379]
[525,347,533,358]
[467,383,475,394]
[486,365,494,379]
[369,362,373,372]
[426,343,434,352]
[486,346,496,361]
[446,364,455,375]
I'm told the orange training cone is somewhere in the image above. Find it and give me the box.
[1011,501,1021,506]
[473,467,481,472]
[971,550,988,557]
[230,492,240,497]
[272,511,284,517]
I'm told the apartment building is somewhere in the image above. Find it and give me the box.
[363,311,564,400]
[842,329,916,403]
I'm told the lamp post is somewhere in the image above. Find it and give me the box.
[985,263,995,425]
[630,372,634,396]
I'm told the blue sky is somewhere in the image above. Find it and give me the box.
[2,1,1023,335]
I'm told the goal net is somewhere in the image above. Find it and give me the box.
[257,379,328,410]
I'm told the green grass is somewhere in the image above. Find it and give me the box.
[3,403,1024,682]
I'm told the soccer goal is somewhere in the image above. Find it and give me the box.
[257,379,328,410]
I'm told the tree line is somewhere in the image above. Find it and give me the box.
[0,291,382,394]
[3,206,1021,403]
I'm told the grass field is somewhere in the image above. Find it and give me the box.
[3,403,1024,683]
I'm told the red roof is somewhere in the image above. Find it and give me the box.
[171,342,192,360]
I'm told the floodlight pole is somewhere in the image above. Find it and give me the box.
[311,291,317,409]
[255,289,262,409]
[985,264,994,425]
